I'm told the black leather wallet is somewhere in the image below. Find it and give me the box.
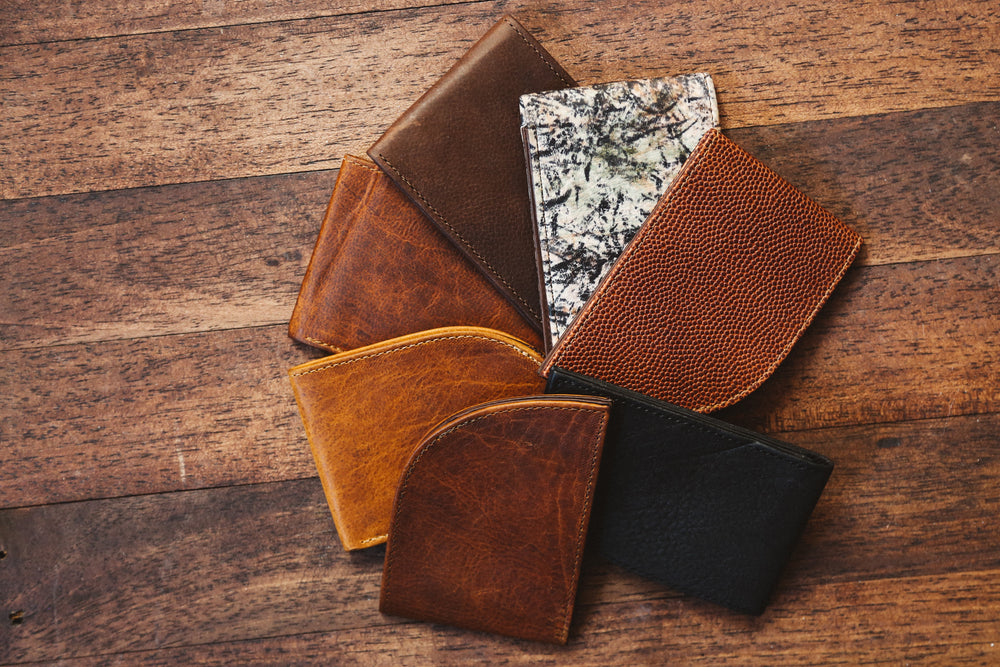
[546,367,833,615]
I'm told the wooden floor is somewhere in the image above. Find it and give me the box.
[2,1,999,664]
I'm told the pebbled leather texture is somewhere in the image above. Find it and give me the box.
[520,74,719,348]
[288,326,545,550]
[288,155,542,353]
[368,14,576,331]
[546,368,833,615]
[541,127,863,412]
[380,394,611,644]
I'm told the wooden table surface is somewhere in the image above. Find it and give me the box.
[2,1,999,664]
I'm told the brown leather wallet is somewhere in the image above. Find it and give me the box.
[380,394,611,644]
[288,326,545,550]
[369,14,576,331]
[541,128,863,412]
[288,155,542,353]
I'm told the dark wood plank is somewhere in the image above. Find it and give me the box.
[52,572,1000,665]
[2,445,998,663]
[3,253,997,507]
[0,171,332,350]
[717,252,1000,433]
[0,326,324,509]
[3,103,997,351]
[3,0,999,198]
[0,0,470,46]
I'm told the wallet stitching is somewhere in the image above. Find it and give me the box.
[502,17,572,87]
[288,333,540,377]
[383,404,604,641]
[341,154,381,174]
[359,533,387,546]
[303,336,343,353]
[376,153,541,324]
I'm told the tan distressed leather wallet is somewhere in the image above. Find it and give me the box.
[380,394,611,644]
[288,155,542,353]
[288,326,545,550]
[369,14,576,331]
[542,128,863,412]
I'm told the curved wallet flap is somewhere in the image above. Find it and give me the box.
[288,155,541,353]
[541,127,863,412]
[369,15,576,330]
[288,326,545,550]
[546,368,833,615]
[520,74,719,349]
[380,394,611,644]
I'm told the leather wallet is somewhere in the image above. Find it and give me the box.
[546,368,832,615]
[541,128,863,412]
[368,14,576,331]
[520,74,719,348]
[288,155,541,353]
[288,326,545,550]
[380,394,611,644]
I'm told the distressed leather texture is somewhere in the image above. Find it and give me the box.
[380,394,611,644]
[368,14,575,331]
[546,368,833,615]
[288,155,542,353]
[541,128,863,412]
[288,326,545,551]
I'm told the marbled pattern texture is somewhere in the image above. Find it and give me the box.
[521,74,719,346]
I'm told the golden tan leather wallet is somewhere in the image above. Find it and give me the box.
[288,326,546,550]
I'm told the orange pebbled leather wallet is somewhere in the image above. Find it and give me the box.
[542,128,863,412]
[288,326,545,550]
[288,155,542,353]
[380,394,610,644]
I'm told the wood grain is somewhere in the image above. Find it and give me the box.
[0,326,324,509]
[2,435,998,663]
[0,0,470,46]
[3,102,997,351]
[0,171,332,350]
[3,0,998,198]
[3,253,997,507]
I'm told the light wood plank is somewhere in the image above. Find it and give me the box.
[1,471,997,663]
[0,0,470,46]
[2,0,998,198]
[3,103,998,350]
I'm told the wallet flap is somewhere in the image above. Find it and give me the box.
[288,155,542,353]
[380,394,610,644]
[519,75,719,348]
[546,368,833,615]
[369,15,576,330]
[541,128,863,412]
[288,326,545,550]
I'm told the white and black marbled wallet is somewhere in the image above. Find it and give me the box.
[520,75,719,349]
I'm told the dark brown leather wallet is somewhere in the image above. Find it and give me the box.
[369,14,576,332]
[288,155,542,353]
[380,394,610,644]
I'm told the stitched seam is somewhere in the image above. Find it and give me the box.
[548,130,720,369]
[359,533,387,545]
[289,333,540,377]
[502,17,572,87]
[303,336,343,353]
[558,408,608,642]
[382,403,603,625]
[341,155,382,174]
[377,154,540,322]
